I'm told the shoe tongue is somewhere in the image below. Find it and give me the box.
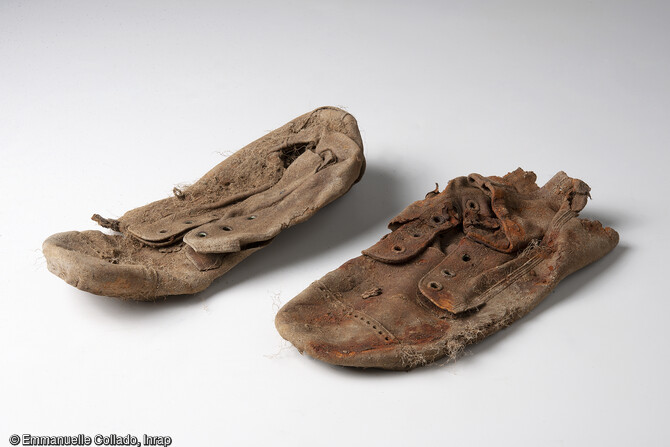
[461,173,552,253]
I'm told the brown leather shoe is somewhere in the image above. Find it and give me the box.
[275,169,619,370]
[43,107,365,300]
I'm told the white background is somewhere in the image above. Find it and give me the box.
[1,1,668,446]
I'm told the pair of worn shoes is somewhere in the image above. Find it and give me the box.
[43,107,619,370]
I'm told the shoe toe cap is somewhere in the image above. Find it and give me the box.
[43,231,162,300]
[275,282,414,369]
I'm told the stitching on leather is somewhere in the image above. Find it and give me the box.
[550,209,576,230]
[477,256,544,305]
[476,208,576,305]
[315,280,396,343]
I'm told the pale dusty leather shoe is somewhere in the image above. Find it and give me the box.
[275,169,619,370]
[43,107,365,300]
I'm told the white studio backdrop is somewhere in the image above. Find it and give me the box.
[1,1,668,446]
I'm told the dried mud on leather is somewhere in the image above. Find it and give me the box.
[275,168,619,370]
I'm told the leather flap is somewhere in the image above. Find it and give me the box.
[119,107,366,249]
[126,214,217,246]
[462,173,535,253]
[418,238,514,313]
[463,170,591,253]
[184,245,225,271]
[184,131,363,254]
[363,196,458,264]
[182,148,322,253]
[125,150,324,246]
